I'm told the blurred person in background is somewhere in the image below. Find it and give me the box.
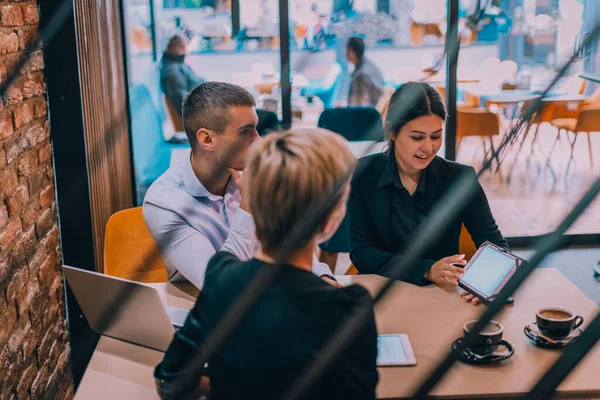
[160,35,205,116]
[346,36,384,107]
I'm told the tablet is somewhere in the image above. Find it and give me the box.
[458,241,525,304]
[377,334,416,366]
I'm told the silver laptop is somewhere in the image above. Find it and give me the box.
[62,265,190,352]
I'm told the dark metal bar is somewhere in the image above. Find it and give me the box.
[148,0,158,61]
[444,0,459,161]
[278,0,292,129]
[231,0,241,37]
[524,312,600,400]
[37,0,98,387]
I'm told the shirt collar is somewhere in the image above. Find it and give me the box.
[377,153,427,196]
[182,155,238,200]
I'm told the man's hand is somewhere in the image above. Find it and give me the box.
[228,168,249,212]
[321,276,342,288]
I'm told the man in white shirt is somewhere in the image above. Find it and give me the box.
[143,81,336,289]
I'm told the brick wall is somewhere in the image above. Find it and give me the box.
[0,1,73,399]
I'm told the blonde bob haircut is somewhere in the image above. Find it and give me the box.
[245,128,357,254]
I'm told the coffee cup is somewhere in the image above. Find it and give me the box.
[536,307,584,340]
[463,320,504,355]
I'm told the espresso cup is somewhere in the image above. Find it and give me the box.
[536,307,584,340]
[463,320,504,355]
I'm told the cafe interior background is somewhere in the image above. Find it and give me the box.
[0,0,599,397]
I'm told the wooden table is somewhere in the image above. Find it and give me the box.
[75,269,600,399]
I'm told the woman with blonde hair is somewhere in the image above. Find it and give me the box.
[154,128,379,400]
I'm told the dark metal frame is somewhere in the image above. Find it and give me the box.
[38,0,100,388]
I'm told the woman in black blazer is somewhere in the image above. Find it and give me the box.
[349,82,507,301]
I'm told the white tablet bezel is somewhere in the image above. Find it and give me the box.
[458,241,524,304]
[377,334,417,367]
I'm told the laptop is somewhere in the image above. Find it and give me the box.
[62,265,190,352]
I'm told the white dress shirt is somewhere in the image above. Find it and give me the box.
[143,157,334,289]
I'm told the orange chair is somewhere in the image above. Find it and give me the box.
[103,207,168,283]
[164,95,185,133]
[345,225,477,275]
[550,106,600,173]
[456,107,502,174]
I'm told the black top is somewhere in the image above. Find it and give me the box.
[155,252,379,400]
[349,153,508,285]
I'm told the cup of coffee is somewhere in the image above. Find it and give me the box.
[463,320,504,355]
[536,307,584,340]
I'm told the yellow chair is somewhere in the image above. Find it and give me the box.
[344,225,477,275]
[164,95,185,133]
[103,207,168,283]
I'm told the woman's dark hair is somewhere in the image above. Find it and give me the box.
[385,82,446,155]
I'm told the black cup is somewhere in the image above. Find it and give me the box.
[463,320,504,355]
[536,307,584,340]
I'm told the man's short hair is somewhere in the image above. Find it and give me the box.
[182,82,255,150]
[245,128,357,254]
[346,36,365,59]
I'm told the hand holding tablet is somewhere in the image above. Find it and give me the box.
[458,242,525,305]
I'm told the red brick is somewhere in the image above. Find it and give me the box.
[5,184,28,216]
[0,31,18,54]
[0,259,9,284]
[24,122,44,146]
[21,316,42,359]
[13,102,32,128]
[22,73,43,98]
[31,97,45,118]
[38,251,55,287]
[49,273,61,294]
[0,61,6,83]
[39,184,53,208]
[0,217,21,256]
[42,291,60,328]
[26,242,44,275]
[0,342,21,391]
[16,26,36,50]
[0,291,17,346]
[15,361,37,400]
[0,109,14,139]
[30,359,49,399]
[16,274,38,317]
[20,195,38,229]
[0,5,23,27]
[0,167,18,197]
[4,134,27,164]
[7,263,28,302]
[36,322,57,363]
[3,81,22,105]
[16,149,37,176]
[35,208,52,241]
[0,203,7,229]
[7,313,30,354]
[27,169,47,195]
[0,147,6,167]
[41,225,58,251]
[29,286,48,324]
[20,3,38,25]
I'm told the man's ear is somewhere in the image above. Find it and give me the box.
[196,128,215,151]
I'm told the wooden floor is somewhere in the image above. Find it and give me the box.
[456,121,600,238]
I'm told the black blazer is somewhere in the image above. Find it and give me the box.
[349,153,507,285]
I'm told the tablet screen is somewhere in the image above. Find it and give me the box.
[377,335,407,365]
[460,246,516,297]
